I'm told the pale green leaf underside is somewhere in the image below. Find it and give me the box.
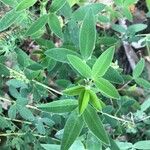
[61,110,84,150]
[45,48,79,63]
[83,105,110,145]
[37,99,78,113]
[133,58,145,79]
[26,15,48,36]
[48,13,63,39]
[92,46,115,79]
[16,0,37,11]
[67,55,92,78]
[79,8,96,60]
[95,78,120,99]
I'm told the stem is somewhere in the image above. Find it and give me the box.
[6,67,63,95]
[139,115,150,122]
[118,80,132,91]
[0,132,46,138]
[100,111,134,125]
[32,80,63,95]
[4,117,32,125]
[0,96,40,111]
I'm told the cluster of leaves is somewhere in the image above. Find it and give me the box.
[0,0,150,150]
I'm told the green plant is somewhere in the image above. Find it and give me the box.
[0,0,150,150]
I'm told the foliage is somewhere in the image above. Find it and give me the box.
[0,0,150,150]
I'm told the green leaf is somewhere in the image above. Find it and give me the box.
[6,79,28,88]
[48,13,63,39]
[141,97,150,112]
[89,90,102,110]
[27,63,43,71]
[0,9,20,32]
[26,14,48,36]
[92,46,115,79]
[127,24,147,34]
[133,140,150,150]
[16,0,37,11]
[35,38,55,49]
[63,85,85,96]
[67,0,79,6]
[104,67,124,84]
[17,105,34,121]
[61,110,84,150]
[72,3,105,21]
[67,55,92,78]
[8,104,17,119]
[114,0,123,6]
[69,140,85,150]
[122,7,133,22]
[146,0,150,11]
[41,144,60,150]
[86,132,102,150]
[37,99,78,113]
[50,0,67,13]
[135,78,150,89]
[79,9,96,60]
[109,137,120,150]
[45,48,79,63]
[123,0,137,6]
[116,141,133,150]
[111,24,126,33]
[95,78,120,99]
[83,105,110,145]
[78,90,90,115]
[133,58,145,78]
[0,0,18,7]
[0,64,10,76]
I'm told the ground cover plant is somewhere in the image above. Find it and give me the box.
[0,0,150,149]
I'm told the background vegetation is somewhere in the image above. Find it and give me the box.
[0,0,150,149]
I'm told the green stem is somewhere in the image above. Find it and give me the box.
[0,132,46,138]
[6,67,63,95]
[100,111,134,125]
[0,96,40,111]
[4,117,32,125]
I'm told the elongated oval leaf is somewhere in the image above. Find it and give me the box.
[95,78,120,99]
[72,3,106,21]
[104,67,124,84]
[133,58,145,79]
[109,137,120,150]
[63,85,85,96]
[0,64,10,76]
[83,105,110,145]
[26,14,48,36]
[133,140,150,150]
[86,132,102,150]
[89,90,102,110]
[0,9,20,32]
[50,0,67,13]
[67,55,92,78]
[37,99,78,113]
[61,110,84,150]
[79,90,90,115]
[146,0,150,11]
[48,13,63,39]
[79,9,96,60]
[45,48,79,63]
[92,46,115,79]
[16,0,37,11]
[41,144,60,150]
[135,78,150,89]
[17,105,35,121]
[127,24,147,34]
